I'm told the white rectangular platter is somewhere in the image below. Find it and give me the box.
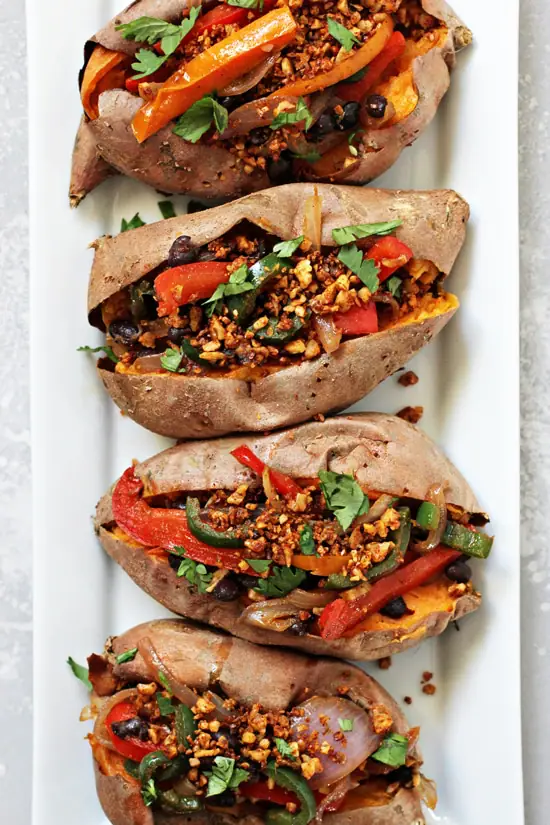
[29,1,522,823]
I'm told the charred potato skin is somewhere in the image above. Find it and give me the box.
[92,619,425,825]
[96,414,482,661]
[70,1,471,203]
[87,183,469,439]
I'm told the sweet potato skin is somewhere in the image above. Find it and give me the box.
[93,619,425,825]
[87,183,468,439]
[70,0,470,203]
[95,414,483,661]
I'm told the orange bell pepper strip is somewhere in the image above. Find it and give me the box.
[132,6,298,143]
[81,45,129,119]
[269,14,393,99]
[292,554,351,575]
[154,262,231,317]
[337,31,406,103]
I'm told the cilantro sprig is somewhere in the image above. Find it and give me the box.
[77,345,119,364]
[121,213,146,232]
[274,738,296,760]
[318,470,369,531]
[206,756,250,797]
[273,236,304,258]
[327,17,360,51]
[271,98,313,131]
[299,523,316,555]
[202,263,254,316]
[337,244,380,292]
[67,657,92,690]
[253,565,306,597]
[332,220,403,246]
[371,733,409,767]
[116,648,138,665]
[160,347,187,373]
[117,8,201,79]
[173,94,229,143]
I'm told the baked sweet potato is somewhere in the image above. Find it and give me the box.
[85,183,468,439]
[95,413,491,660]
[87,618,431,824]
[70,0,471,205]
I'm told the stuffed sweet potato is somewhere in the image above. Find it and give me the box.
[86,619,434,824]
[95,413,491,660]
[70,0,471,205]
[85,183,468,439]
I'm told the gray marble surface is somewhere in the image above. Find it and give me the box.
[0,0,544,822]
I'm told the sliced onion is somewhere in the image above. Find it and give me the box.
[221,95,300,139]
[314,315,342,354]
[290,697,381,789]
[303,187,323,251]
[220,53,279,96]
[412,483,448,555]
[93,688,140,752]
[287,589,335,609]
[316,775,358,822]
[138,637,199,706]
[372,293,400,323]
[417,773,438,810]
[172,776,199,797]
[133,353,164,373]
[353,493,395,527]
[204,690,235,721]
[242,598,301,632]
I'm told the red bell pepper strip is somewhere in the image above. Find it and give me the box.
[154,262,231,317]
[337,31,406,103]
[334,301,378,335]
[230,445,303,499]
[105,701,160,762]
[366,236,413,282]
[240,781,299,806]
[111,467,257,574]
[319,547,462,639]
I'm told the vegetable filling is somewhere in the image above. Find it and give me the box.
[81,0,448,180]
[93,216,455,377]
[106,448,492,640]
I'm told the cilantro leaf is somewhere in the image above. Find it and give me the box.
[337,243,380,292]
[121,213,146,232]
[227,0,263,6]
[254,565,306,598]
[116,17,182,45]
[371,733,409,767]
[299,523,316,556]
[158,200,176,220]
[332,220,402,246]
[157,670,172,695]
[202,263,254,316]
[273,236,304,258]
[141,778,158,806]
[246,558,273,573]
[177,556,213,594]
[344,66,368,83]
[131,48,167,80]
[327,17,360,51]
[67,656,92,690]
[274,737,296,760]
[206,756,249,797]
[338,718,354,732]
[173,94,229,143]
[160,347,186,373]
[271,97,313,131]
[77,345,119,365]
[116,648,138,664]
[386,275,402,298]
[156,692,175,716]
[318,470,367,531]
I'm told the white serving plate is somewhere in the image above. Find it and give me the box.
[28,1,522,823]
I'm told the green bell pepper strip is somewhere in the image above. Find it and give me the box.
[227,254,293,324]
[158,789,204,813]
[264,764,316,825]
[124,759,140,779]
[157,755,188,782]
[175,703,196,747]
[442,522,493,559]
[139,751,171,785]
[416,501,440,530]
[325,572,356,590]
[180,338,212,368]
[251,313,308,345]
[130,279,155,322]
[185,496,244,549]
[366,507,411,582]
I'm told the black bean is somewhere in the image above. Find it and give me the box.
[380,596,407,619]
[267,153,293,185]
[387,766,413,785]
[286,619,310,636]
[335,101,360,131]
[248,127,271,146]
[239,574,258,590]
[168,553,183,571]
[309,112,337,140]
[187,200,207,214]
[218,96,242,112]
[209,790,236,807]
[213,728,240,751]
[196,248,218,262]
[167,327,186,345]
[108,319,140,345]
[167,235,197,266]
[445,560,472,584]
[213,577,241,602]
[364,94,388,120]
[111,717,150,741]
